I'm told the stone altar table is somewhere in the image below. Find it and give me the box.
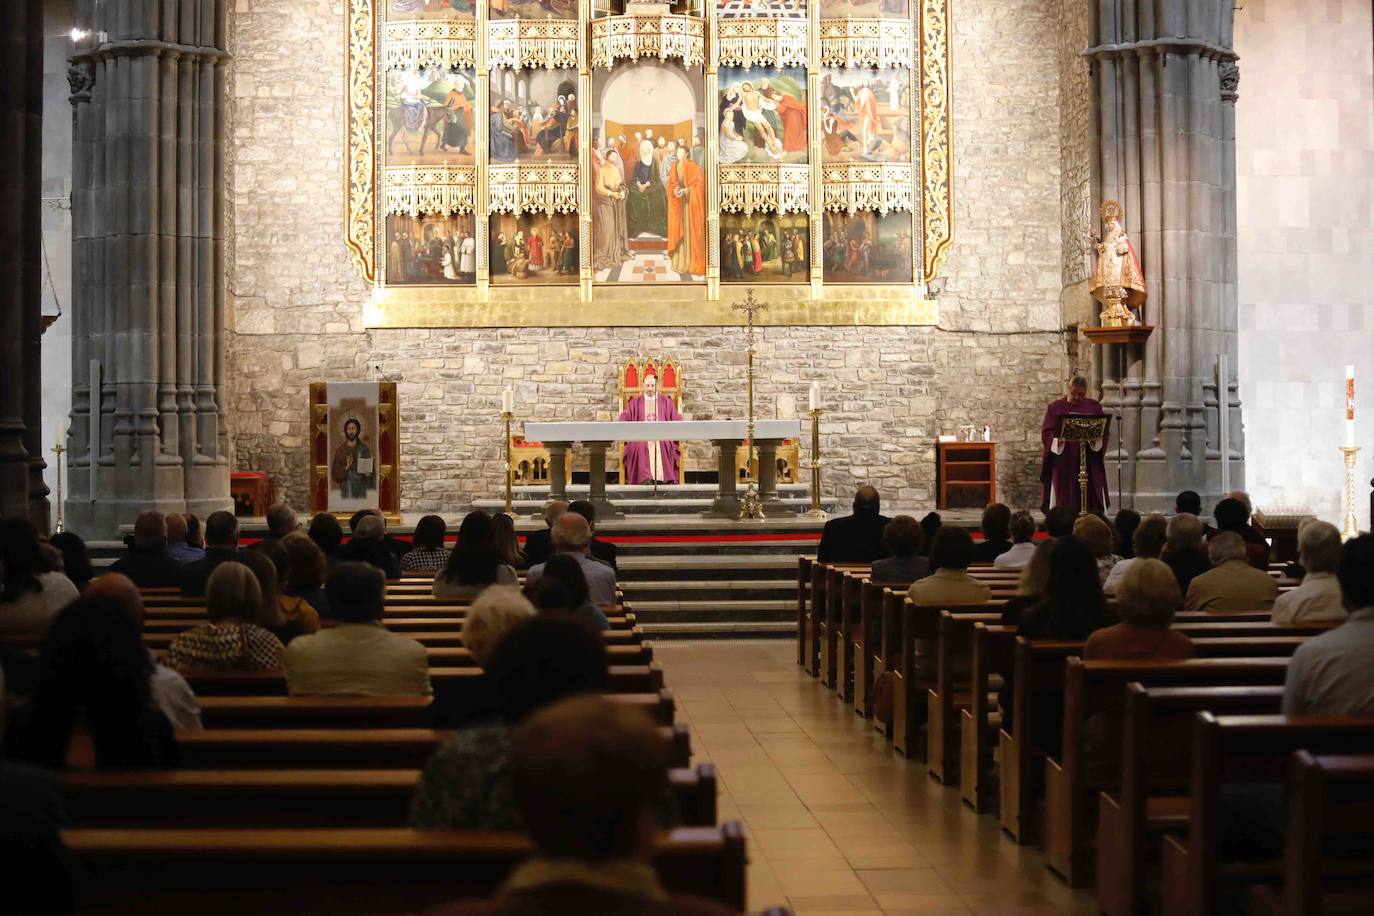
[523,420,804,518]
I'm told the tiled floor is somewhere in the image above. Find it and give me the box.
[654,641,1099,916]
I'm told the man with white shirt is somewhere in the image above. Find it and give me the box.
[993,510,1039,569]
[1271,520,1346,625]
[525,513,617,609]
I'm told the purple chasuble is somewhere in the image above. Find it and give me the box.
[618,394,682,484]
[1039,396,1110,514]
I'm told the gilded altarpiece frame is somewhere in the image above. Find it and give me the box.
[347,0,952,327]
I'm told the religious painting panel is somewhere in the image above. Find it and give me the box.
[489,0,576,19]
[819,66,910,163]
[822,209,913,284]
[720,211,809,283]
[718,66,809,165]
[325,383,382,513]
[592,59,707,283]
[488,68,579,164]
[718,0,807,17]
[386,0,474,20]
[490,213,580,286]
[385,67,477,166]
[820,0,907,16]
[384,212,477,285]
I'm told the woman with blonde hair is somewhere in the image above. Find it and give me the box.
[1073,514,1121,583]
[166,562,285,671]
[1084,558,1194,660]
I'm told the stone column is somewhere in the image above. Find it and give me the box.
[1085,0,1243,513]
[0,0,50,529]
[64,0,232,535]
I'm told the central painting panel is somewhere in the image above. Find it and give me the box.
[592,60,707,284]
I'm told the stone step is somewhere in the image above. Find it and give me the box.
[620,580,794,601]
[618,558,801,582]
[626,599,796,623]
[639,621,796,639]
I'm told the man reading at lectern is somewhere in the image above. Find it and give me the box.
[618,371,682,485]
[1039,376,1109,514]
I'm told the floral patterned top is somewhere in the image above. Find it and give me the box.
[166,621,285,672]
[409,723,519,829]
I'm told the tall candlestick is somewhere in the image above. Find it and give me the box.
[1346,366,1356,448]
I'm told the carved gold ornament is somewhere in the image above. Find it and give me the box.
[818,18,914,70]
[380,18,476,71]
[487,163,581,216]
[383,165,477,216]
[590,14,706,69]
[719,163,810,216]
[716,17,809,69]
[487,18,579,70]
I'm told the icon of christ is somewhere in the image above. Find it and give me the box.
[618,371,683,484]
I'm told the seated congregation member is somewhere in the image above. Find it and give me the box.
[351,508,411,562]
[1227,489,1269,546]
[523,500,567,569]
[110,511,184,588]
[427,695,736,916]
[1113,509,1141,560]
[85,574,202,732]
[409,615,608,829]
[166,562,285,672]
[434,511,518,598]
[1073,513,1121,583]
[1085,559,1194,661]
[525,513,616,609]
[306,511,345,567]
[461,586,536,670]
[525,555,610,632]
[0,518,79,639]
[179,510,242,597]
[263,503,298,540]
[817,486,891,563]
[184,513,205,551]
[48,531,94,593]
[1103,513,1168,594]
[1183,531,1279,614]
[999,540,1053,627]
[971,503,1013,563]
[337,513,403,579]
[402,514,450,572]
[1212,496,1269,571]
[5,596,179,768]
[164,512,204,564]
[241,545,320,645]
[1175,489,1203,517]
[491,512,527,571]
[994,510,1039,570]
[907,526,991,607]
[1271,520,1346,625]
[1282,535,1374,715]
[280,531,332,620]
[870,515,930,582]
[1014,536,1107,640]
[568,500,616,571]
[1162,512,1211,594]
[0,761,76,913]
[1043,504,1077,540]
[285,561,430,696]
[918,511,942,558]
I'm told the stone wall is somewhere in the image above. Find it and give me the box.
[1235,0,1374,529]
[1056,0,1094,331]
[225,0,1070,513]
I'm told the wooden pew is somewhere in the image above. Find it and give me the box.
[927,609,1002,784]
[853,579,893,719]
[176,724,693,770]
[840,575,912,706]
[60,763,719,828]
[1097,684,1286,916]
[65,822,748,913]
[1162,715,1374,916]
[181,663,666,698]
[960,622,1015,813]
[797,556,812,667]
[141,618,644,643]
[197,690,676,729]
[1249,752,1374,916]
[140,604,637,629]
[1045,655,1297,888]
[151,639,652,667]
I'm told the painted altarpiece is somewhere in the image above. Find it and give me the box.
[347,0,951,325]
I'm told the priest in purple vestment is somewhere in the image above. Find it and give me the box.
[1039,376,1110,514]
[618,372,682,484]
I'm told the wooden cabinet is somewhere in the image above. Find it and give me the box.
[936,442,996,510]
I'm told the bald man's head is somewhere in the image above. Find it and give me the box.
[551,512,592,555]
[85,573,146,628]
[165,513,189,545]
[853,486,881,514]
[544,499,570,528]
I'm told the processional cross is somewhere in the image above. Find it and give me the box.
[732,289,767,520]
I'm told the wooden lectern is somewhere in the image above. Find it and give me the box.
[1054,413,1111,516]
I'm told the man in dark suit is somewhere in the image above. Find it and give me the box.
[523,500,568,568]
[179,511,242,597]
[816,486,891,564]
[110,511,185,588]
[568,499,617,572]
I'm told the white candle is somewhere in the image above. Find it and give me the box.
[808,382,819,413]
[502,387,514,414]
[1347,365,1356,448]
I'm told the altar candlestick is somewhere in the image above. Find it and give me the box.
[808,382,818,414]
[502,387,514,414]
[1346,366,1355,448]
